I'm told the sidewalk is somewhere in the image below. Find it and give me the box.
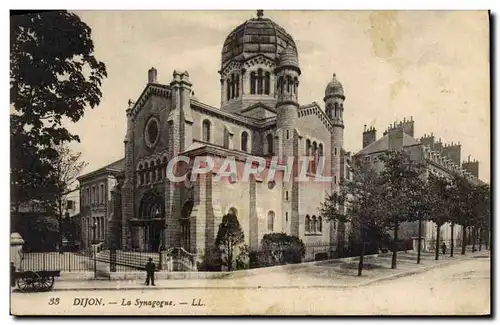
[29,249,489,292]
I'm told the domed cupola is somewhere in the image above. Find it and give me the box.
[324,73,345,126]
[219,10,300,113]
[276,45,300,74]
[324,73,345,101]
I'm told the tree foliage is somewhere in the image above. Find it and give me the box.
[378,150,426,268]
[260,233,305,265]
[321,156,386,275]
[10,11,106,211]
[215,211,245,271]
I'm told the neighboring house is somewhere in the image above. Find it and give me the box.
[77,159,124,249]
[355,118,485,249]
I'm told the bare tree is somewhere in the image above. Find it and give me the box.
[51,145,87,253]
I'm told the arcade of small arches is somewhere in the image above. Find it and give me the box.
[305,215,323,234]
[276,74,299,96]
[325,102,344,120]
[305,139,325,174]
[136,156,169,187]
[224,68,273,101]
[202,119,255,154]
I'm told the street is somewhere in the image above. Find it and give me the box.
[10,255,490,315]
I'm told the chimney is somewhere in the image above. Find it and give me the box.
[363,126,377,148]
[148,67,158,83]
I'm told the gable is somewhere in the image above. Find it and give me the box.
[239,103,277,119]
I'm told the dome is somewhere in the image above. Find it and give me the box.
[221,11,298,70]
[277,45,300,70]
[324,73,345,99]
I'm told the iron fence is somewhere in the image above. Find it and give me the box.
[17,251,95,272]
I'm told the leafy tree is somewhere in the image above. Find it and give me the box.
[450,174,475,255]
[379,150,426,269]
[470,183,490,251]
[427,173,452,260]
[407,173,432,264]
[321,156,385,276]
[10,11,107,219]
[23,216,59,252]
[215,211,245,271]
[259,233,305,266]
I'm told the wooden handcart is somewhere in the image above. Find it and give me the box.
[13,270,61,292]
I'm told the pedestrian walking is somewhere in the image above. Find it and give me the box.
[441,242,447,255]
[144,258,156,286]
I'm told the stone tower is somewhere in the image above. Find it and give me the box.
[324,73,345,194]
[275,46,301,237]
[122,99,135,249]
[324,73,346,248]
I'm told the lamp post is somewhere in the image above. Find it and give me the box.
[154,207,160,252]
[417,209,422,264]
[92,220,97,245]
[91,220,97,278]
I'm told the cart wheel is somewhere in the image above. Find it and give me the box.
[38,276,55,292]
[17,271,39,292]
[31,272,42,292]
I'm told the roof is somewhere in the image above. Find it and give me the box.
[77,158,125,182]
[221,12,297,70]
[324,73,345,100]
[357,130,421,155]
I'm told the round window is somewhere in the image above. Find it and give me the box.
[145,117,160,148]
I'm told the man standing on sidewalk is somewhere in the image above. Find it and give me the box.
[144,258,156,286]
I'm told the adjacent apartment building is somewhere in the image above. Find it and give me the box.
[355,117,484,250]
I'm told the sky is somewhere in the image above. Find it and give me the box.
[68,10,490,182]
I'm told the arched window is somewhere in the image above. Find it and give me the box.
[318,216,322,232]
[312,142,318,173]
[230,73,236,99]
[226,78,231,101]
[306,139,311,156]
[235,74,240,98]
[277,76,284,94]
[86,188,90,205]
[156,159,161,181]
[138,164,144,185]
[319,143,323,157]
[267,211,275,231]
[100,184,104,204]
[241,131,249,152]
[250,72,256,94]
[305,215,311,233]
[286,76,292,93]
[257,69,263,94]
[264,72,270,95]
[293,77,298,95]
[202,120,211,142]
[146,162,151,183]
[266,133,273,154]
[312,216,317,233]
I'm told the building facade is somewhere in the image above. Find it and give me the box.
[79,11,349,264]
[77,159,124,249]
[355,117,484,249]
